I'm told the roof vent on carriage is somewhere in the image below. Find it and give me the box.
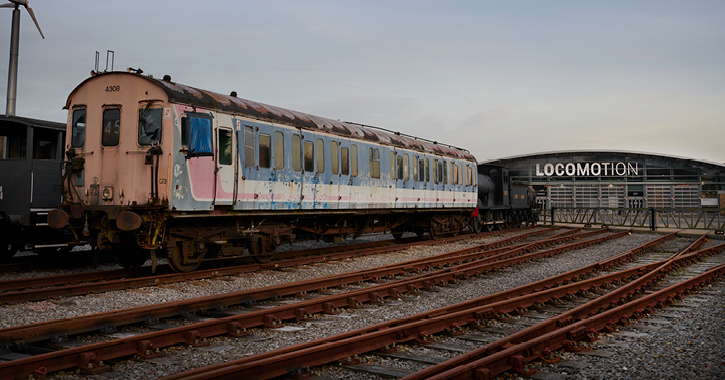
[230,91,238,97]
[163,74,172,82]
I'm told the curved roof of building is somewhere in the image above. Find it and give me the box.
[483,150,725,172]
[65,71,475,162]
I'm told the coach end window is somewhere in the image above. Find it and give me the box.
[101,108,121,147]
[71,109,86,148]
[138,105,162,146]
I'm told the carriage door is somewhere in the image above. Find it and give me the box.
[337,139,353,209]
[214,125,236,205]
[179,112,215,211]
[254,123,275,209]
[300,131,317,210]
[328,139,341,210]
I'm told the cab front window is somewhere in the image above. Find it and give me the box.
[138,106,162,145]
[102,108,121,147]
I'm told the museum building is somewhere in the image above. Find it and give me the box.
[484,151,725,210]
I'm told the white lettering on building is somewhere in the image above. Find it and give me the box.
[535,162,638,177]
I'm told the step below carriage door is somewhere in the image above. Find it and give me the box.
[179,112,215,211]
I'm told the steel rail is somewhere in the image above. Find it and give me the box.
[0,229,613,377]
[0,229,537,304]
[155,239,724,380]
[400,235,718,380]
[412,258,725,380]
[0,228,552,342]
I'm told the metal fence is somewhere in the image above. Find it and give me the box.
[540,207,725,233]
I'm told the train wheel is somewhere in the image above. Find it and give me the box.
[1,243,18,260]
[472,215,483,234]
[428,220,444,240]
[250,238,278,263]
[414,228,425,238]
[485,211,494,232]
[167,243,205,272]
[113,246,149,269]
[495,211,505,231]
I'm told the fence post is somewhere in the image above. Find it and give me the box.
[550,207,556,226]
[649,208,657,231]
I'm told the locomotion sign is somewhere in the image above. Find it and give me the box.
[535,162,639,177]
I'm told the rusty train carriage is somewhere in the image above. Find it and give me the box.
[48,71,478,272]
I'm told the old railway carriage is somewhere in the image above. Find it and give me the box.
[49,71,478,272]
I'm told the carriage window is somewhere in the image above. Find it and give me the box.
[390,152,396,180]
[369,147,380,179]
[274,131,284,169]
[244,126,255,167]
[453,163,459,185]
[71,109,86,148]
[413,156,418,181]
[101,108,120,147]
[433,160,440,183]
[316,138,325,173]
[424,157,429,182]
[292,134,301,171]
[304,141,314,172]
[404,154,409,180]
[33,129,60,160]
[341,147,349,175]
[138,106,162,145]
[181,115,213,157]
[397,155,403,180]
[442,161,447,184]
[218,128,232,165]
[259,133,271,168]
[330,141,339,175]
[0,130,26,158]
[351,144,358,177]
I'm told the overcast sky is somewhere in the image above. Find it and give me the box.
[1,0,723,164]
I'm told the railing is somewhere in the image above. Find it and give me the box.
[540,207,725,233]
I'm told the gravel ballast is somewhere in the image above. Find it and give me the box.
[2,230,720,379]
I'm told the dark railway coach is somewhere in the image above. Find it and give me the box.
[48,71,479,271]
[1,115,68,259]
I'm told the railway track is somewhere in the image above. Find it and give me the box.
[154,235,725,380]
[0,229,530,304]
[0,227,621,378]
